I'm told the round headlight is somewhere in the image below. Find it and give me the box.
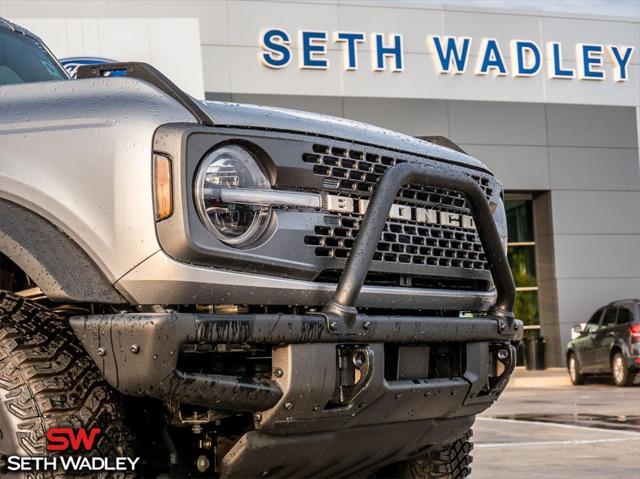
[195,145,271,246]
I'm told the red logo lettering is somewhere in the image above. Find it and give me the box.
[46,427,101,451]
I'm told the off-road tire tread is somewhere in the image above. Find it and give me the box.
[0,291,134,478]
[404,430,473,479]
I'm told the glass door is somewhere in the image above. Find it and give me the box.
[505,194,539,327]
[505,194,541,366]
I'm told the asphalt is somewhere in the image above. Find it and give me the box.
[473,368,640,479]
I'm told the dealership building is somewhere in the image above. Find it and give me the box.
[5,0,639,366]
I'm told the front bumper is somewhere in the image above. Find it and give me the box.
[71,311,520,411]
[71,311,520,476]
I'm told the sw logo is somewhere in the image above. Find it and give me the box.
[5,427,139,472]
[46,427,101,452]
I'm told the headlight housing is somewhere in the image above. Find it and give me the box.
[195,145,272,247]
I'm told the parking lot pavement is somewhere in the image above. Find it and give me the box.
[472,368,640,479]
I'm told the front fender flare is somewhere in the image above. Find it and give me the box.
[0,198,123,303]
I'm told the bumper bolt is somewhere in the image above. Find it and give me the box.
[96,347,106,357]
[273,368,284,378]
[362,321,371,330]
[130,344,140,354]
[497,349,509,360]
[284,402,294,410]
[254,413,262,422]
[201,438,213,449]
[352,351,366,367]
[328,320,338,331]
[196,455,210,473]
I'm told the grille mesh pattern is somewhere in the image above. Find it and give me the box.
[303,144,493,271]
[302,144,494,204]
[306,215,488,270]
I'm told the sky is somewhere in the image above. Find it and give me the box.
[404,0,640,19]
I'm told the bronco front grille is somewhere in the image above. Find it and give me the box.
[302,143,494,275]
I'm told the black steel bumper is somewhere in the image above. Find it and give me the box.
[71,311,519,476]
[71,311,519,409]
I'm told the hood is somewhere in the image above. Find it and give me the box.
[201,101,490,174]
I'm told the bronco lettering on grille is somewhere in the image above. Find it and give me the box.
[325,194,475,230]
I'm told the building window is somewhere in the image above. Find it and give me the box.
[505,194,539,327]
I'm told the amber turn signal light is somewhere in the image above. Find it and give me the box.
[153,154,173,221]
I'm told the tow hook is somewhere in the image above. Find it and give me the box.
[332,345,374,405]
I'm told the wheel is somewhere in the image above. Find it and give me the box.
[397,430,473,479]
[0,291,134,475]
[568,352,585,385]
[611,351,634,387]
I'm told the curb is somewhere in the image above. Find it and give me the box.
[507,367,571,388]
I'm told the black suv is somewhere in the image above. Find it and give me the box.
[567,300,640,387]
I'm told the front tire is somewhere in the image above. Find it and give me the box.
[568,352,585,385]
[611,351,634,387]
[398,430,473,479]
[0,291,134,475]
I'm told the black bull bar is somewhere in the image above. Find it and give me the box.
[71,162,521,412]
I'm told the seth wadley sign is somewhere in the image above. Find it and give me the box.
[259,29,635,81]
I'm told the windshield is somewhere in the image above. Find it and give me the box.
[0,27,67,86]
